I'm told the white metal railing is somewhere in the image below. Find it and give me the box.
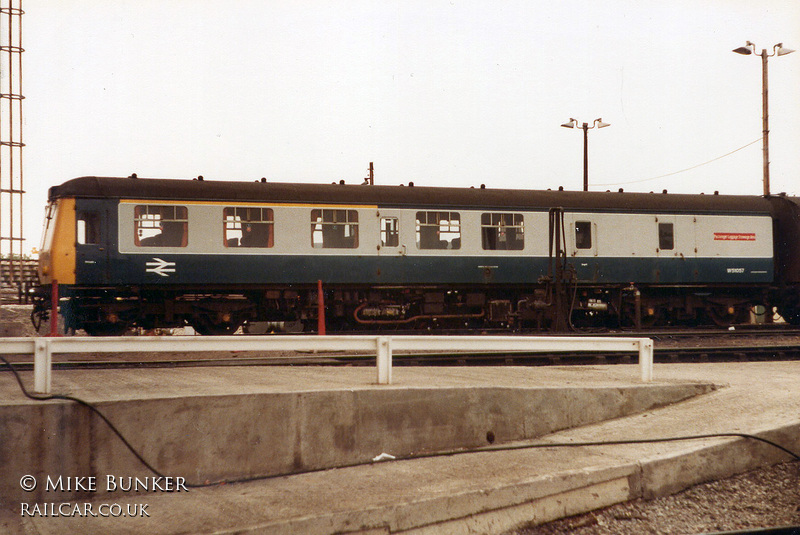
[0,335,654,394]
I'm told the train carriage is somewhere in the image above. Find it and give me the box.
[33,175,800,334]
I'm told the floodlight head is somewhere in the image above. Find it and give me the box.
[595,119,610,128]
[732,45,752,55]
[561,118,577,129]
[776,43,795,56]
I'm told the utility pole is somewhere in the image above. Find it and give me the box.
[733,41,795,196]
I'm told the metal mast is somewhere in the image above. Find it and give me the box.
[0,0,25,300]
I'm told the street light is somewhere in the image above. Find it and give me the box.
[560,117,610,191]
[733,41,795,196]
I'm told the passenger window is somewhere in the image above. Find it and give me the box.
[311,209,359,248]
[658,222,674,250]
[134,205,188,247]
[481,213,524,250]
[77,212,100,245]
[416,211,460,250]
[380,217,399,247]
[224,207,274,248]
[575,221,592,249]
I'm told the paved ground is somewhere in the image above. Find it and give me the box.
[1,360,799,534]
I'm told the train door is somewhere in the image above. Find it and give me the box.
[567,217,598,257]
[654,214,699,284]
[376,210,405,255]
[655,217,675,257]
[653,216,676,283]
[375,210,408,282]
[565,213,598,282]
[672,215,698,281]
[75,199,114,284]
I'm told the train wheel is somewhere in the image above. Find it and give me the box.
[621,303,663,329]
[706,305,749,327]
[735,306,753,324]
[777,306,800,325]
[83,322,129,336]
[570,310,609,330]
[192,316,242,335]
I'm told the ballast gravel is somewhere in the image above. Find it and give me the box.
[508,461,800,535]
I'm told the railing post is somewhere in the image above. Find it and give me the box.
[34,338,52,394]
[376,336,392,385]
[639,338,654,382]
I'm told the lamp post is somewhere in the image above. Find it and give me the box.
[733,41,794,196]
[561,118,610,191]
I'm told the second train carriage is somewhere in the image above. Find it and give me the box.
[33,176,800,334]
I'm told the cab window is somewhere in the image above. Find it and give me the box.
[77,212,100,245]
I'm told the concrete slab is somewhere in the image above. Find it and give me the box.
[1,362,798,534]
[0,364,711,503]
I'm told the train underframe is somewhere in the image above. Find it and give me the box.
[30,281,791,335]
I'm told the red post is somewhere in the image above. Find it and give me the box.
[49,280,59,337]
[317,279,326,335]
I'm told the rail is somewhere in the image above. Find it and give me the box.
[0,335,654,394]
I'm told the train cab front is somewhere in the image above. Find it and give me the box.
[32,197,77,331]
[34,192,129,335]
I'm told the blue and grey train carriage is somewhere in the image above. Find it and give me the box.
[32,175,800,334]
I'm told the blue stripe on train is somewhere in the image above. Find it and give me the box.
[77,253,774,286]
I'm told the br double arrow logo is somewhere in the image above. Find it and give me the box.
[145,257,176,277]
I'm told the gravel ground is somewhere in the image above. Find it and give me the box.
[508,461,800,535]
[0,304,40,337]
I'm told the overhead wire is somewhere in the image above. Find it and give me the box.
[593,137,763,187]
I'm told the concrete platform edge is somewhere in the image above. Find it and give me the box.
[130,425,800,535]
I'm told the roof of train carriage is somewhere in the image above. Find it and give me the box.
[48,175,779,214]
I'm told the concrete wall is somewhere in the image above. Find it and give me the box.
[2,383,714,504]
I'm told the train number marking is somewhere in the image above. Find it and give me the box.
[145,257,176,277]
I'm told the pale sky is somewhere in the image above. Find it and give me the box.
[12,0,800,252]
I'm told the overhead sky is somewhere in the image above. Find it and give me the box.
[14,0,800,252]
